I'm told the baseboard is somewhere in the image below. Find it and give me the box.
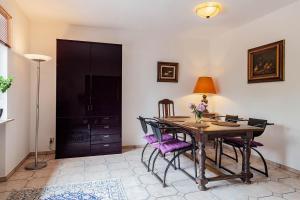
[221,145,300,175]
[0,150,55,182]
[122,145,143,149]
[0,153,30,182]
[2,144,297,183]
[28,150,55,156]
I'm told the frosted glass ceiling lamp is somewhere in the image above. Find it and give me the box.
[194,2,222,19]
[24,54,52,170]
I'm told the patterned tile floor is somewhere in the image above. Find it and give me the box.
[0,146,299,200]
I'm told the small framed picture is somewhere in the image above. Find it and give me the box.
[157,62,179,83]
[248,40,285,83]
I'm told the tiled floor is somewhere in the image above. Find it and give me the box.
[0,146,299,200]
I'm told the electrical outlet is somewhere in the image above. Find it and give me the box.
[49,137,55,150]
[49,137,55,144]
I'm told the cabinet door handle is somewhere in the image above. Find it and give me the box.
[103,117,110,120]
[103,144,110,147]
[103,135,110,138]
[104,125,110,129]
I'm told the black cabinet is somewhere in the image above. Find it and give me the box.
[56,39,122,159]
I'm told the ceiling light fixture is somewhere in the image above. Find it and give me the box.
[194,2,222,19]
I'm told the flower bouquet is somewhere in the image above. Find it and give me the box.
[189,102,207,123]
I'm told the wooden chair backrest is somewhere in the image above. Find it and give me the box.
[158,99,175,118]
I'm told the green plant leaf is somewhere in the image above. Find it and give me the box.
[0,76,13,93]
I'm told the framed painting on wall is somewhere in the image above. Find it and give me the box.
[248,40,285,83]
[157,62,178,83]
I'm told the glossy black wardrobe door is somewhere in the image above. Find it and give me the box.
[56,118,91,158]
[90,43,122,116]
[90,43,122,155]
[56,40,90,117]
[56,40,91,158]
[56,40,122,158]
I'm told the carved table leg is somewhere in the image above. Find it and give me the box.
[241,131,253,184]
[197,135,208,191]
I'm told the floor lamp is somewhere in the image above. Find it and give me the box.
[24,54,52,170]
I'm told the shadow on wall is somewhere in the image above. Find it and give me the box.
[258,125,287,165]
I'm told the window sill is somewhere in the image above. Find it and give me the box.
[0,119,14,125]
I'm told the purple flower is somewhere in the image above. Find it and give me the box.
[196,103,207,112]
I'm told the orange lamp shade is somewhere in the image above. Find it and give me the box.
[193,77,216,94]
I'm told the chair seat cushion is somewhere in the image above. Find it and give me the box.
[152,139,192,154]
[224,137,263,148]
[144,134,173,144]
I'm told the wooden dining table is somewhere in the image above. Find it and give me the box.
[157,117,263,191]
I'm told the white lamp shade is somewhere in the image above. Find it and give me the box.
[195,2,222,19]
[24,54,52,62]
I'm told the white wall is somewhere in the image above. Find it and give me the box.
[0,0,30,176]
[29,21,210,151]
[30,2,300,171]
[210,1,300,170]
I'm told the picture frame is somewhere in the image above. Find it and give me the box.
[248,40,285,83]
[157,62,179,83]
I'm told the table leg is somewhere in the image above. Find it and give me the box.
[241,131,253,184]
[197,135,208,191]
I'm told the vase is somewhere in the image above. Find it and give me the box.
[195,114,202,123]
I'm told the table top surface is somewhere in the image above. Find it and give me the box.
[158,117,263,136]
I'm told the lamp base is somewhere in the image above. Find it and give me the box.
[201,94,209,113]
[25,161,47,170]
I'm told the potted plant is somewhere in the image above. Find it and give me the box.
[0,76,13,119]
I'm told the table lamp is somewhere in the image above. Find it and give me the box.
[24,54,52,170]
[193,76,216,113]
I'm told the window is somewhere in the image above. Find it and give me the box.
[0,42,8,118]
[0,5,11,48]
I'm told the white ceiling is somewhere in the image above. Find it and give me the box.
[15,0,298,37]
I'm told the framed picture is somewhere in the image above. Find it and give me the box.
[248,40,285,83]
[157,62,178,83]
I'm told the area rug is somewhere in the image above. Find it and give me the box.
[7,179,127,200]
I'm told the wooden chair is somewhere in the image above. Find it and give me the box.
[158,99,175,118]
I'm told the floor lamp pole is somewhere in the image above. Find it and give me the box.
[35,61,40,166]
[25,60,47,170]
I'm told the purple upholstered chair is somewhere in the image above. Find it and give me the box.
[219,118,269,177]
[148,121,197,187]
[137,116,173,171]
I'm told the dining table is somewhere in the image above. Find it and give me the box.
[157,116,263,191]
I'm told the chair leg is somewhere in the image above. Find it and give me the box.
[232,146,238,163]
[141,143,149,163]
[222,144,239,162]
[251,148,269,177]
[218,139,223,168]
[173,152,177,170]
[214,138,219,165]
[147,148,158,172]
[163,151,182,187]
[151,151,161,174]
[178,154,181,169]
[238,147,243,156]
